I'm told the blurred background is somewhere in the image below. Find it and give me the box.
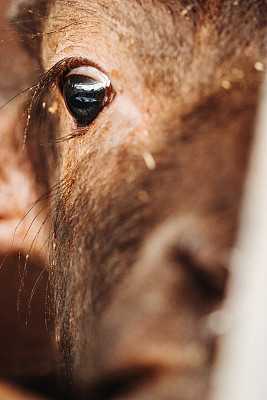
[0,1,56,396]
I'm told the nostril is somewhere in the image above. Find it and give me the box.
[81,216,231,400]
[82,365,156,400]
[172,246,229,298]
[139,215,231,299]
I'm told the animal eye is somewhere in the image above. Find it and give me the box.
[62,66,114,126]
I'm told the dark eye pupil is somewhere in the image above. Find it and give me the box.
[63,75,106,125]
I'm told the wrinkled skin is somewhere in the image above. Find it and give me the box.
[0,0,266,399]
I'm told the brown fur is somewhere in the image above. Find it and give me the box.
[0,0,266,399]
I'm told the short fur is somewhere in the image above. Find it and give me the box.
[1,0,267,399]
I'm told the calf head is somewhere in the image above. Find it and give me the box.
[4,0,267,399]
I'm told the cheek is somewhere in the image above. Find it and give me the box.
[58,93,151,178]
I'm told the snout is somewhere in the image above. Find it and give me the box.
[136,215,230,295]
[78,215,232,399]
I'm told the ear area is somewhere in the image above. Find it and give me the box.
[0,0,49,258]
[0,101,57,390]
[0,102,49,259]
[0,1,57,395]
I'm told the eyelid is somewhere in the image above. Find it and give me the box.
[59,61,115,129]
[66,66,111,88]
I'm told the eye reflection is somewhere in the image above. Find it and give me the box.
[62,66,114,126]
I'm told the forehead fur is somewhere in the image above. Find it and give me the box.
[11,0,266,60]
[10,0,266,100]
[42,1,266,98]
[10,0,267,55]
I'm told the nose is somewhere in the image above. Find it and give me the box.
[137,215,231,296]
[80,215,233,399]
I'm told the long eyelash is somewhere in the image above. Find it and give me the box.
[27,56,103,107]
[23,57,77,145]
[24,57,107,145]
